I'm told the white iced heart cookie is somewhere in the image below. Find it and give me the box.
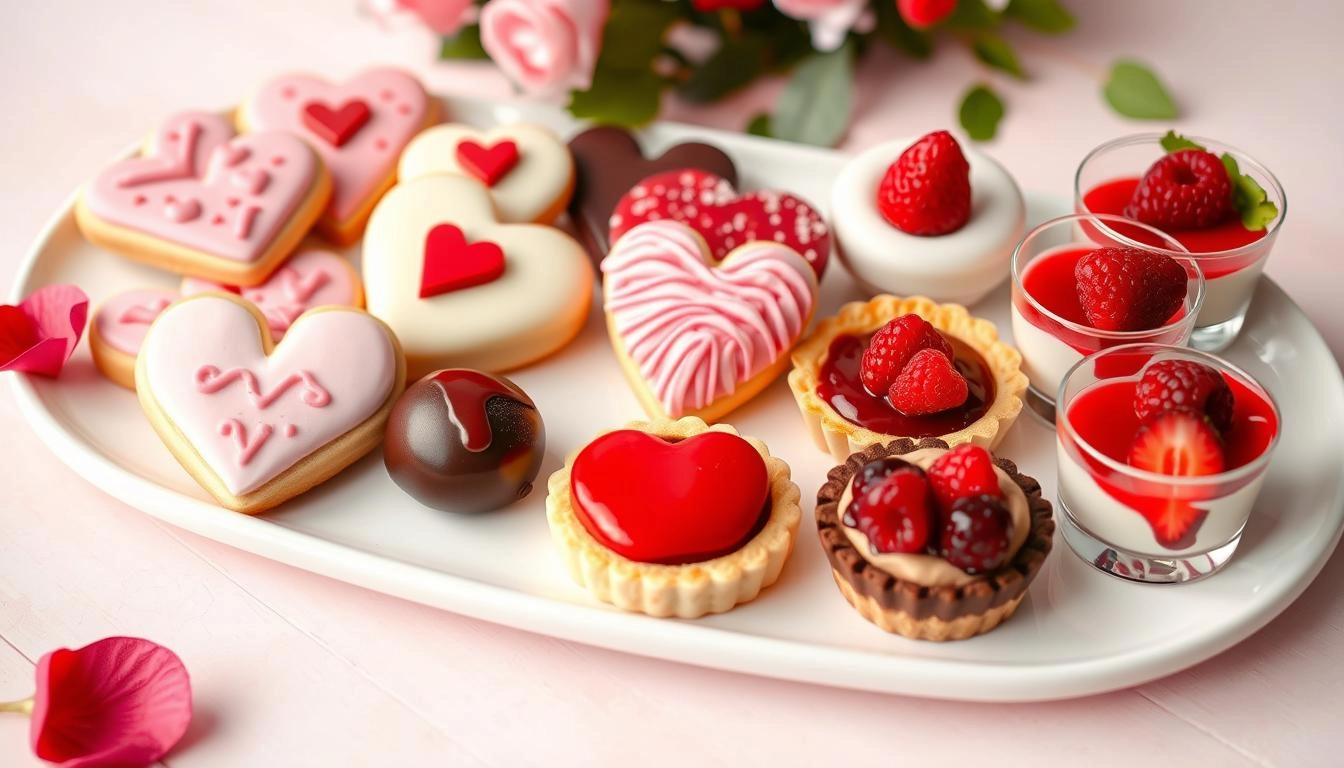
[831,135,1025,306]
[362,174,594,378]
[135,293,406,514]
[602,220,818,423]
[398,122,574,224]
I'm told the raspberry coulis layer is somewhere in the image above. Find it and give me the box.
[1083,178,1266,267]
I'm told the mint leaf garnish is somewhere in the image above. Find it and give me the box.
[1220,153,1279,230]
[1160,130,1204,153]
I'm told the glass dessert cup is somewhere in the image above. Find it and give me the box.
[1075,134,1286,353]
[1055,344,1280,584]
[1010,213,1203,423]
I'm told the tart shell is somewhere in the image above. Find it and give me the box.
[788,294,1027,462]
[545,416,802,618]
[816,438,1054,641]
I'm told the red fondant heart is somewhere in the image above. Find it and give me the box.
[420,224,506,298]
[456,140,520,187]
[609,169,830,278]
[570,430,769,565]
[301,100,371,148]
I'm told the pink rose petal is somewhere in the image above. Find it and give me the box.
[31,637,192,768]
[0,284,88,377]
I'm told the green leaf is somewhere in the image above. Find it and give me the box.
[678,37,766,103]
[770,43,854,146]
[596,2,682,71]
[958,84,1005,141]
[1160,130,1204,153]
[1220,153,1279,230]
[1003,0,1075,34]
[1103,60,1178,119]
[746,113,772,138]
[947,0,1001,30]
[438,25,488,60]
[873,1,933,59]
[972,35,1025,78]
[568,68,665,127]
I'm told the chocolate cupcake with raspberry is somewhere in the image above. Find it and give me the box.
[816,438,1053,641]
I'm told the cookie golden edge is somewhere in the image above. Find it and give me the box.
[133,292,408,515]
[545,416,801,618]
[787,294,1027,462]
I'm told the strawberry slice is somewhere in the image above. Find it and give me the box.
[1138,499,1210,550]
[1127,410,1226,477]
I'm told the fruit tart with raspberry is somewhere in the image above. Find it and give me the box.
[788,295,1027,461]
[817,439,1054,640]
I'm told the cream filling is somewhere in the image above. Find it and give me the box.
[839,448,1030,587]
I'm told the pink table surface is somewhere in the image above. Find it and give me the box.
[2,1,1342,765]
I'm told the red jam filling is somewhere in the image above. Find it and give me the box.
[569,430,770,565]
[1082,178,1266,273]
[817,333,995,437]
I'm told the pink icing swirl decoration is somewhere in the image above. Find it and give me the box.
[602,220,816,416]
[195,365,332,409]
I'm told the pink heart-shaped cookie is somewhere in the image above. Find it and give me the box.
[136,294,404,513]
[241,67,435,244]
[602,220,818,422]
[182,249,363,338]
[608,169,830,278]
[79,112,326,285]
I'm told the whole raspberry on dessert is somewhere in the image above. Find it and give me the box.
[1074,246,1187,331]
[897,0,957,29]
[859,314,953,394]
[877,130,971,237]
[940,494,1013,574]
[927,444,1000,511]
[850,461,935,554]
[888,347,968,416]
[1134,360,1235,435]
[1127,409,1227,477]
[1125,148,1235,231]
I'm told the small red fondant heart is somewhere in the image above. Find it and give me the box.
[301,100,372,148]
[456,140,520,187]
[609,169,830,278]
[420,224,506,299]
[570,430,769,565]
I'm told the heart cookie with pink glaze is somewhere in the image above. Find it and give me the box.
[182,248,364,339]
[89,288,181,390]
[362,174,594,379]
[75,112,331,286]
[136,293,406,514]
[602,219,818,423]
[239,67,438,245]
[398,122,574,224]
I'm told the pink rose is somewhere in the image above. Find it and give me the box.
[479,0,611,97]
[772,0,868,51]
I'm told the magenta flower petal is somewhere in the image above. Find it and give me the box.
[0,284,89,377]
[30,637,193,768]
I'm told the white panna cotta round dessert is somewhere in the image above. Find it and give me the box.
[832,136,1025,306]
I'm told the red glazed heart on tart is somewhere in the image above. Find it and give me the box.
[570,430,770,565]
[419,224,506,298]
[608,169,830,278]
[301,100,372,148]
[455,140,520,187]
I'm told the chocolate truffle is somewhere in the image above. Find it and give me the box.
[383,369,545,514]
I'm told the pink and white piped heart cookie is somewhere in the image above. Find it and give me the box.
[75,112,332,287]
[363,174,594,379]
[182,248,364,339]
[238,67,438,245]
[89,288,181,390]
[398,123,574,224]
[608,169,830,279]
[135,293,406,514]
[602,220,818,423]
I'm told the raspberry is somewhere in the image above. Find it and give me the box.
[1125,149,1235,231]
[888,348,968,416]
[1134,360,1235,435]
[940,494,1013,574]
[859,314,951,395]
[850,463,935,554]
[927,445,1000,511]
[897,0,957,29]
[1074,246,1187,331]
[877,130,971,237]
